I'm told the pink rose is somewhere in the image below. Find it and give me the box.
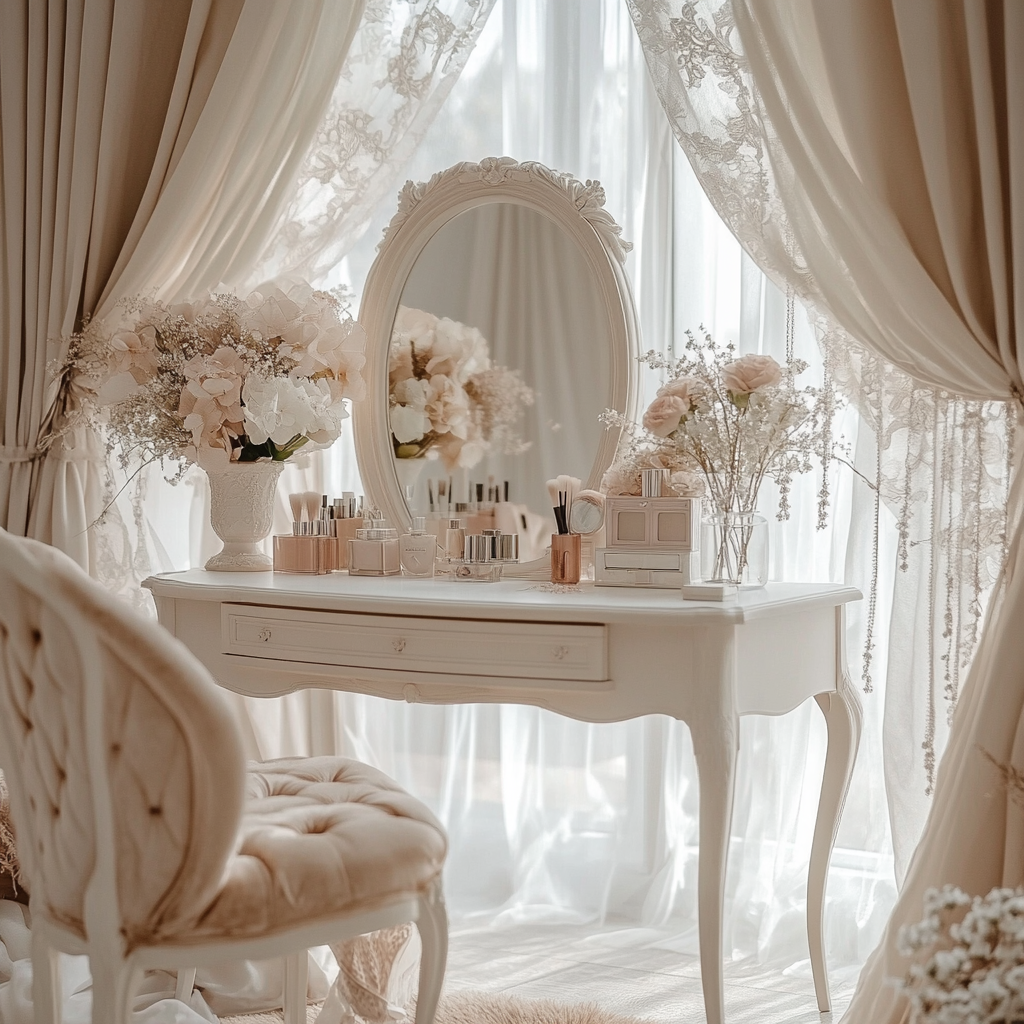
[722,353,782,395]
[657,375,701,414]
[642,394,687,438]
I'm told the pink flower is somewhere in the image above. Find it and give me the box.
[722,354,782,395]
[657,375,701,414]
[642,394,687,438]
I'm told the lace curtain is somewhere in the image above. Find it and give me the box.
[99,0,497,603]
[241,0,897,982]
[626,0,1015,880]
[242,0,497,290]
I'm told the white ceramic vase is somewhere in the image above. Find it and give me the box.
[204,461,284,571]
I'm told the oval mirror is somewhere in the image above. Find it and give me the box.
[355,157,639,534]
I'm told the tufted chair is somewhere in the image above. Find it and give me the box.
[0,529,448,1024]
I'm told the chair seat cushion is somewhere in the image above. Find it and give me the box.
[189,756,447,941]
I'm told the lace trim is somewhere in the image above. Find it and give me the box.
[627,0,1014,793]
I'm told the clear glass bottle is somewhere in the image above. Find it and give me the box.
[400,517,437,577]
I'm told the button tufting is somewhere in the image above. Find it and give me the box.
[149,806,162,816]
[30,628,41,644]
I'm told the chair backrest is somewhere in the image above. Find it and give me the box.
[0,529,246,952]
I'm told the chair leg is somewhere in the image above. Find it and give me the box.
[174,967,197,1004]
[89,954,137,1024]
[31,928,62,1024]
[283,951,308,1024]
[414,884,448,1024]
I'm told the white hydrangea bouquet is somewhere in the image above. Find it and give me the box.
[898,884,1024,1023]
[388,305,534,471]
[66,282,366,473]
[603,330,833,520]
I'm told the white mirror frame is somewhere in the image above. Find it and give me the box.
[355,156,640,530]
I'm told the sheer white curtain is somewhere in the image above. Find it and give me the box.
[114,0,497,594]
[243,0,898,979]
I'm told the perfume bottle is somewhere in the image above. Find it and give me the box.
[400,517,437,577]
[444,518,466,562]
[348,517,401,576]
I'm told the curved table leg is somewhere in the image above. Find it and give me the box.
[693,717,738,1024]
[808,679,863,1012]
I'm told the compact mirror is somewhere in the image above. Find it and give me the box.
[356,158,640,530]
[569,492,605,536]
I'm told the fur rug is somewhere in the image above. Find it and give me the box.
[222,992,654,1024]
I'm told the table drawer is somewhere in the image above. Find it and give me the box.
[221,604,608,682]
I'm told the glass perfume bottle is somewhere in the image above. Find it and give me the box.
[400,517,437,577]
[348,519,401,576]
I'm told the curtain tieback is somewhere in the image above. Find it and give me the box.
[0,446,43,464]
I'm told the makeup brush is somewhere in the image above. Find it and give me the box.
[558,475,581,533]
[302,491,321,525]
[428,478,435,514]
[547,479,569,534]
[289,493,303,524]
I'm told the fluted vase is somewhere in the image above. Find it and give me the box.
[204,461,284,571]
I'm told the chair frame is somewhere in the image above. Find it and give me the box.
[0,534,447,1024]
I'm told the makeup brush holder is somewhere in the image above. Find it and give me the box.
[550,533,582,585]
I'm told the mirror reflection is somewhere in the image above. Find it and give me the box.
[388,202,611,523]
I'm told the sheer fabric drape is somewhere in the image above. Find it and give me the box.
[629,2,1024,1020]
[242,0,897,980]
[0,0,364,596]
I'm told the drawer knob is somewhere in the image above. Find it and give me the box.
[392,637,407,653]
[553,645,569,661]
[258,627,272,643]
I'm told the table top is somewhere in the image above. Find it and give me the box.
[143,570,861,627]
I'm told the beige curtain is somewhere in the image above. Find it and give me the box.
[0,0,363,568]
[724,3,1024,1020]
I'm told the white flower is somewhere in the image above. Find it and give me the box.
[390,404,431,444]
[242,375,344,448]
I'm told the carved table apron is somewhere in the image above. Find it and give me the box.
[144,572,862,1024]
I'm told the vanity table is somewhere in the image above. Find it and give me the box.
[144,570,862,1024]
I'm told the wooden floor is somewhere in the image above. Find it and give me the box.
[444,922,860,1024]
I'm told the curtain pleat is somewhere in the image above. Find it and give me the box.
[0,0,364,569]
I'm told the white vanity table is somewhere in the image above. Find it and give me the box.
[144,570,862,1024]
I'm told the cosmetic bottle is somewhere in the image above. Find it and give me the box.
[550,533,582,585]
[348,517,401,576]
[400,517,437,577]
[444,518,466,562]
[330,494,364,569]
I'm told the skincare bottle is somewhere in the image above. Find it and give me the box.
[444,518,466,562]
[331,493,364,570]
[348,517,401,576]
[400,517,437,577]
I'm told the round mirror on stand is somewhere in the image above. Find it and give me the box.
[355,157,640,546]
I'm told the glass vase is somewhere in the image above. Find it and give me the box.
[701,510,769,589]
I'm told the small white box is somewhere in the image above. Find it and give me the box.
[594,547,698,588]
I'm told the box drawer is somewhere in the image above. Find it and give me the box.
[221,604,608,682]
